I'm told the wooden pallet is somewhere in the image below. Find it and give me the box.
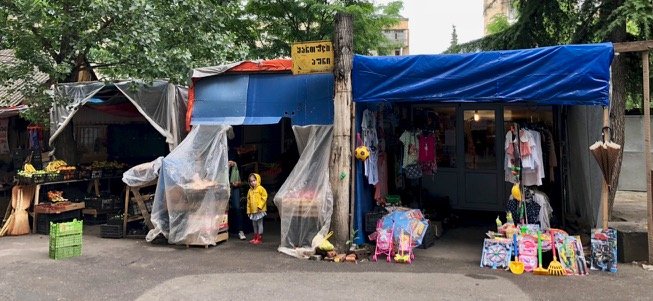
[184,231,229,248]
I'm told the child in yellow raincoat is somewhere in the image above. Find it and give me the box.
[247,173,268,244]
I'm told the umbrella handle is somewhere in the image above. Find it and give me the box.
[601,126,612,143]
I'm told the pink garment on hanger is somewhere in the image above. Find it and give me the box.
[519,129,532,157]
[418,134,436,163]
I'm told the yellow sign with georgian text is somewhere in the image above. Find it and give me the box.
[291,40,334,75]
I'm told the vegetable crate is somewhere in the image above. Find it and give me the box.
[49,219,83,260]
[49,245,82,260]
[37,210,82,235]
[100,224,123,239]
[49,219,83,237]
[365,211,386,234]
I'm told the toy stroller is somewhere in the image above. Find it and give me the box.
[394,228,415,263]
[372,220,394,262]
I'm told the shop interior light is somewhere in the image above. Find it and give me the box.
[473,110,480,122]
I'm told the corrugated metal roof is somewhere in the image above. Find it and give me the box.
[0,49,50,107]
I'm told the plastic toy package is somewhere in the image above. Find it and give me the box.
[590,228,617,273]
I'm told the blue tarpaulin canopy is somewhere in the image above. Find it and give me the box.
[191,73,334,126]
[353,43,613,106]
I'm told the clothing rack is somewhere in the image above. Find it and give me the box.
[511,122,528,224]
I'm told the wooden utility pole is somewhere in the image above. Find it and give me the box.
[330,12,353,250]
[611,41,653,263]
[639,49,653,263]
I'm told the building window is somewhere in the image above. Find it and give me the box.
[395,50,401,55]
[76,126,102,152]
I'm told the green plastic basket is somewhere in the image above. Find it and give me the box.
[49,245,82,260]
[49,233,83,249]
[386,195,401,205]
[49,219,83,237]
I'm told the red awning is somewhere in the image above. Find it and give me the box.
[227,59,292,73]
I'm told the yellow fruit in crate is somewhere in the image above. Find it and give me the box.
[23,164,36,173]
[354,146,370,161]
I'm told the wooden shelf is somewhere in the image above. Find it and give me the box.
[123,180,157,237]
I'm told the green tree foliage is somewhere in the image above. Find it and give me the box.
[445,25,460,54]
[450,0,653,219]
[486,14,511,35]
[239,0,403,58]
[0,0,249,124]
[1,0,403,124]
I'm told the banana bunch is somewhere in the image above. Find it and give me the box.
[46,160,69,173]
[23,163,36,173]
[18,164,45,177]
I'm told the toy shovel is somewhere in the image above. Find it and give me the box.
[509,233,524,275]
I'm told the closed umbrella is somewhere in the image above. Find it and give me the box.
[589,128,622,190]
[589,127,621,228]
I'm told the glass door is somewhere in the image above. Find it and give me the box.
[459,107,503,210]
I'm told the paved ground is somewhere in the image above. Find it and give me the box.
[1,220,653,301]
[1,191,650,300]
[612,190,647,225]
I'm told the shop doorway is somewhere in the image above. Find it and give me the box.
[460,106,503,211]
[403,104,558,213]
[227,118,299,237]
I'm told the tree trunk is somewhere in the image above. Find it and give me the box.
[329,13,353,251]
[608,53,626,219]
[605,0,628,219]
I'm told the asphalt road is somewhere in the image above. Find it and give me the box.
[1,224,651,301]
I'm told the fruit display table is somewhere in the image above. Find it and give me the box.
[34,202,85,235]
[31,178,99,233]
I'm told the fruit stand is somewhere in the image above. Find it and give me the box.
[15,160,129,234]
[31,179,98,234]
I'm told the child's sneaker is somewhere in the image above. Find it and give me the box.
[249,234,259,244]
[253,235,263,245]
[238,231,246,240]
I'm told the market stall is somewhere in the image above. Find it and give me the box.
[8,80,189,235]
[351,43,614,252]
[146,125,230,246]
[187,60,335,253]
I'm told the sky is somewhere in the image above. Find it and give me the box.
[378,0,484,54]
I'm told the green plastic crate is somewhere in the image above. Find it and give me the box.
[49,245,82,260]
[49,219,83,237]
[49,233,83,249]
[386,195,401,205]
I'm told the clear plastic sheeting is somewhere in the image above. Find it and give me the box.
[122,156,164,187]
[275,125,333,258]
[50,80,188,150]
[146,125,231,246]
